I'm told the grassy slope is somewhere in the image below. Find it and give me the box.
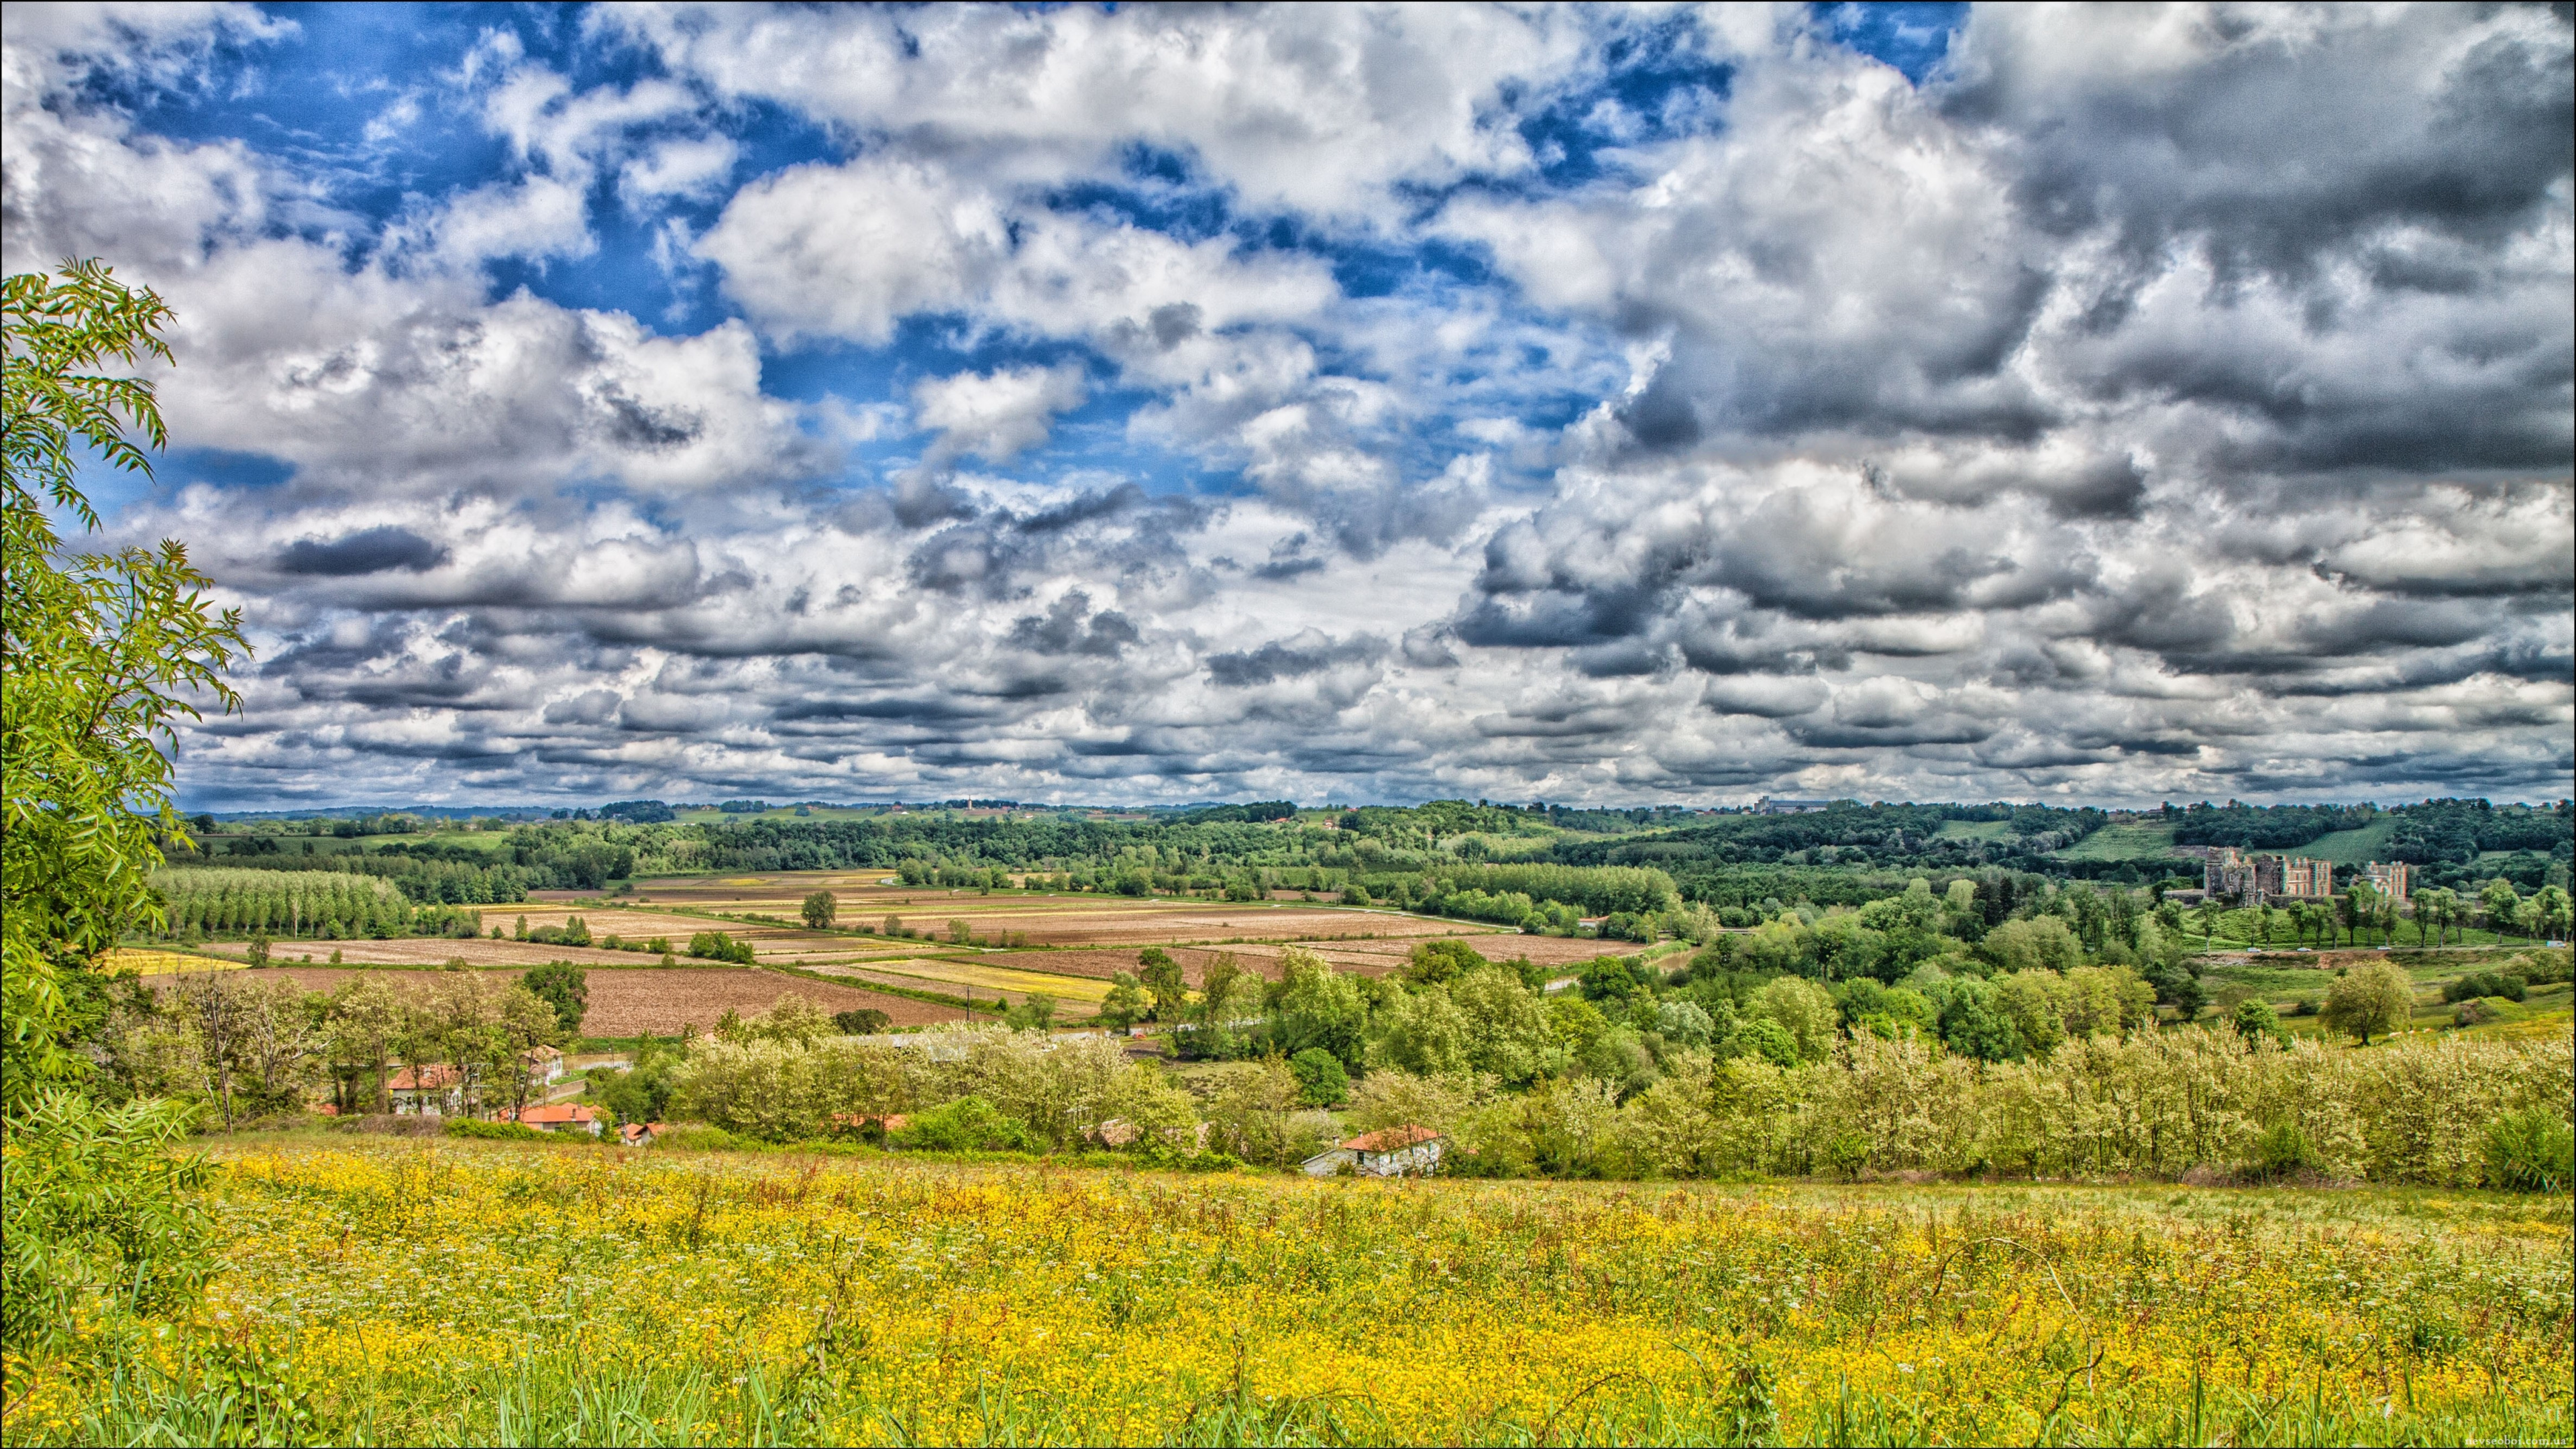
[2294,815,2404,864]
[2054,820,2180,860]
[1933,819,2015,842]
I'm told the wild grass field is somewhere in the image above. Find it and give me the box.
[10,1137,2567,1447]
[2049,822,2180,861]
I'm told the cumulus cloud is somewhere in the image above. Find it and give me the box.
[3,3,2566,808]
[914,363,1088,466]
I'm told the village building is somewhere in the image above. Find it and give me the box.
[500,1104,604,1136]
[386,1065,466,1116]
[2255,855,2334,900]
[1301,1124,1446,1178]
[523,1046,564,1087]
[619,1121,669,1146]
[2203,849,2336,904]
[2363,860,2412,900]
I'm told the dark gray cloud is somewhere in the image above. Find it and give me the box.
[1208,633,1387,688]
[274,527,447,576]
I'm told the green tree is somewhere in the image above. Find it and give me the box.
[2480,879,2522,943]
[830,1008,892,1035]
[2528,885,2572,943]
[492,983,561,1118]
[4,260,246,1106]
[1096,971,1147,1030]
[521,961,588,1038]
[2232,999,2284,1052]
[801,889,838,930]
[1136,947,1187,1022]
[1004,994,1057,1033]
[3,260,248,1366]
[1750,977,1839,1063]
[2322,961,2415,1046]
[1265,948,1367,1068]
[326,975,404,1113]
[1289,1046,1350,1106]
[1403,938,1487,987]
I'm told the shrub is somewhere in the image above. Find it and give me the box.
[686,930,756,965]
[1289,1048,1350,1107]
[891,1096,1036,1154]
[830,1008,892,1035]
[445,1119,546,1142]
[2510,948,2571,986]
[2245,1121,2322,1181]
[2443,971,2527,1004]
[2483,1109,2573,1193]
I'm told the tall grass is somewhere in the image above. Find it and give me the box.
[7,1142,2566,1446]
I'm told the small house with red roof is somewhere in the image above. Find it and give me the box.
[498,1104,604,1136]
[387,1065,466,1116]
[619,1121,669,1146]
[1301,1123,1445,1178]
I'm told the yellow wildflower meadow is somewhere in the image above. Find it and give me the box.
[10,1138,2571,1446]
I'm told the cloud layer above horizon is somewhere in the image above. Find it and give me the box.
[5,1,2569,809]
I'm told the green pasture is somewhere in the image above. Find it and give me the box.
[2290,816,2404,864]
[1933,819,2017,842]
[2054,820,2179,860]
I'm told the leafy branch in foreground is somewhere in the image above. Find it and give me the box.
[2,260,246,1375]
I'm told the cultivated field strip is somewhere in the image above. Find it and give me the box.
[797,958,1118,1005]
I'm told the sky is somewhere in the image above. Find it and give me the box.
[3,2,2569,811]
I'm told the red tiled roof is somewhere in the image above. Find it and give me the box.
[387,1065,462,1091]
[507,1104,598,1124]
[1339,1124,1442,1153]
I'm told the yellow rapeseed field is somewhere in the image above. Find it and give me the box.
[99,947,241,976]
[13,1137,2565,1446]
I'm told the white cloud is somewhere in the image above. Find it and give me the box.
[914,363,1088,466]
[606,2,1591,221]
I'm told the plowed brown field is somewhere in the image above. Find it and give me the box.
[205,938,653,969]
[502,873,1654,1002]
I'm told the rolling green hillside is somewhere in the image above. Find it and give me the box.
[2295,816,2404,865]
[2053,820,2180,861]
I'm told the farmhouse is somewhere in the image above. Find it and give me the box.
[1301,1124,1446,1178]
[523,1045,564,1086]
[386,1065,466,1116]
[619,1121,669,1146]
[501,1104,604,1136]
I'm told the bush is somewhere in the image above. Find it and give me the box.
[831,1008,892,1035]
[2443,971,2527,1004]
[1289,1048,1350,1107]
[2245,1121,2322,1181]
[2483,1109,2573,1193]
[686,930,757,965]
[445,1118,546,1142]
[2510,949,2571,986]
[890,1095,1036,1154]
